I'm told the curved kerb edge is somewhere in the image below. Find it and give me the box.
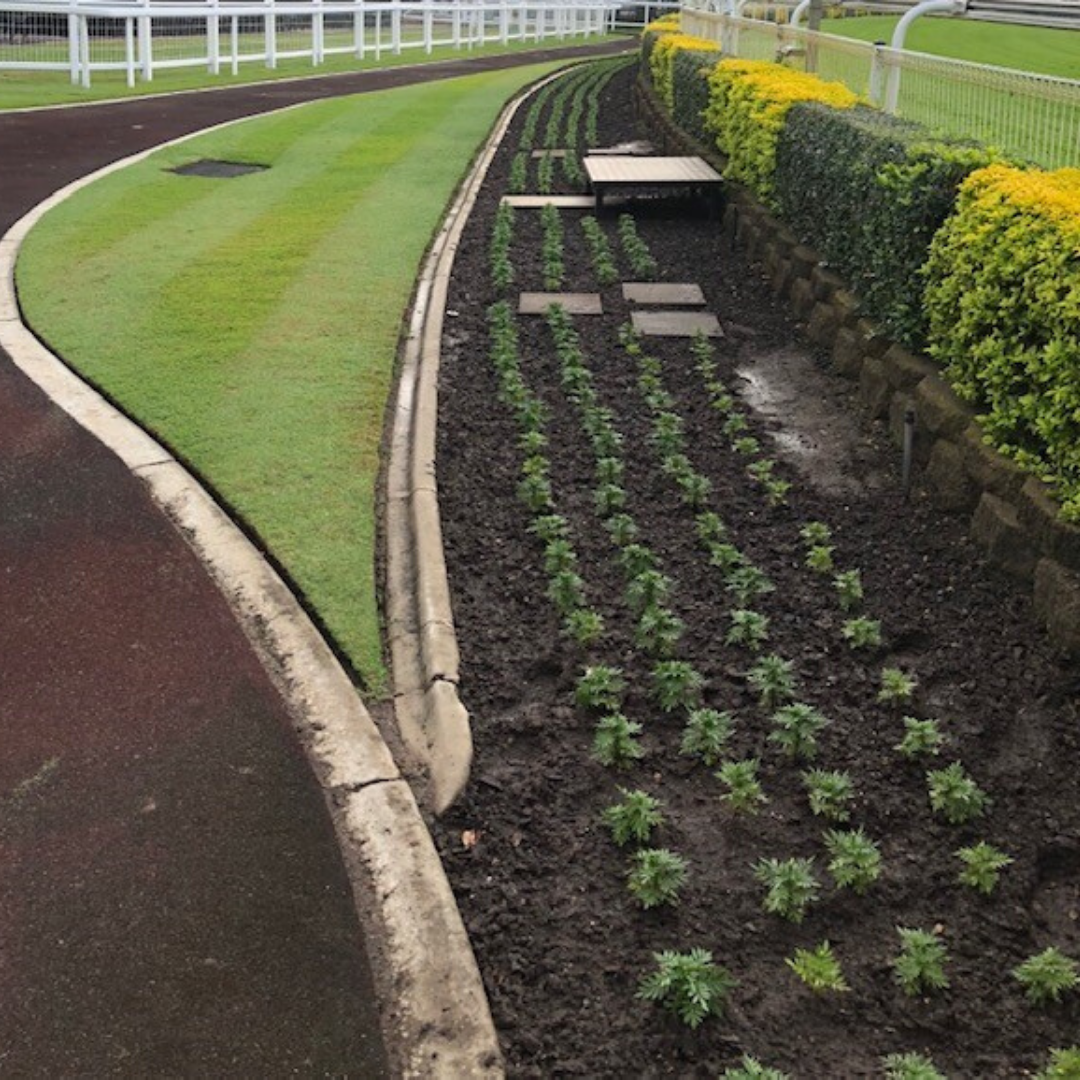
[386,65,580,818]
[0,106,500,1077]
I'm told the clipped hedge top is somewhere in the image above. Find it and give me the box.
[962,163,1080,232]
[711,59,860,114]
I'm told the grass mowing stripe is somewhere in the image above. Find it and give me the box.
[17,63,566,690]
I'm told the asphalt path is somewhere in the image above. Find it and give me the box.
[0,39,628,1076]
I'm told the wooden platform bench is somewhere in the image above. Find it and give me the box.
[583,155,724,213]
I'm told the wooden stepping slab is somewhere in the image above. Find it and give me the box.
[631,310,722,338]
[623,282,706,307]
[501,195,595,208]
[519,292,603,316]
[530,149,567,158]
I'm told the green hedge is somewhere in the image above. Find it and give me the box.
[774,102,994,349]
[671,47,722,149]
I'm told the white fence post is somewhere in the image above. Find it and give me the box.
[313,0,325,64]
[78,10,90,87]
[124,15,135,86]
[138,0,152,81]
[265,0,277,68]
[423,0,433,54]
[230,14,239,75]
[391,2,401,54]
[208,0,220,75]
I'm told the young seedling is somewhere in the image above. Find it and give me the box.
[1036,1046,1080,1079]
[725,565,775,606]
[800,521,832,546]
[695,510,728,545]
[763,478,792,507]
[627,848,689,909]
[543,538,577,575]
[748,654,797,709]
[680,708,735,767]
[529,513,568,544]
[626,569,672,613]
[726,609,770,651]
[517,428,546,456]
[637,948,735,1028]
[592,712,645,769]
[575,665,626,712]
[833,568,864,611]
[677,471,713,510]
[709,542,746,574]
[547,569,585,615]
[660,453,693,481]
[882,1053,947,1080]
[746,459,777,484]
[594,455,624,486]
[717,758,768,814]
[805,545,835,574]
[842,616,883,650]
[732,436,761,456]
[803,769,854,823]
[602,788,664,847]
[824,827,882,894]
[927,762,990,825]
[769,702,829,761]
[722,412,749,438]
[896,717,946,758]
[721,1056,790,1080]
[652,660,705,713]
[594,482,627,518]
[754,857,820,923]
[618,542,658,579]
[893,927,950,997]
[1013,947,1079,1005]
[635,605,685,658]
[879,667,918,705]
[786,941,849,993]
[956,841,1013,895]
[563,607,604,648]
[517,473,553,513]
[604,512,638,547]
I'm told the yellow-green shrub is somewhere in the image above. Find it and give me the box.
[649,32,720,111]
[705,60,858,204]
[640,13,681,78]
[925,165,1080,518]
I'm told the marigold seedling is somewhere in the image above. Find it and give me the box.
[805,545,835,574]
[956,841,1012,895]
[879,667,917,704]
[563,608,604,648]
[896,717,945,758]
[1013,947,1079,1005]
[824,827,882,895]
[592,712,644,769]
[769,702,829,761]
[604,512,638,547]
[618,542,658,579]
[627,848,689,909]
[594,482,627,517]
[602,788,663,847]
[764,478,792,507]
[695,511,727,545]
[786,941,849,993]
[726,609,770,651]
[732,436,761,456]
[547,569,584,615]
[1037,1046,1080,1079]
[722,413,749,438]
[517,473,553,513]
[893,927,950,996]
[681,708,735,767]
[652,660,704,712]
[575,665,626,711]
[529,513,568,544]
[543,538,577,575]
[721,1056,790,1079]
[677,471,713,509]
[927,762,990,825]
[517,428,546,455]
[594,455,624,486]
[634,605,685,658]
[747,459,777,484]
[833,568,864,611]
[754,856,820,923]
[660,453,693,481]
[717,758,768,814]
[803,768,854,822]
[709,542,746,574]
[637,948,735,1028]
[626,570,672,614]
[800,521,832,546]
[726,565,775,605]
[842,616,883,649]
[882,1052,947,1080]
[748,654,797,709]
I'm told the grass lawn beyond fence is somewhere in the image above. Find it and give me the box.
[16,62,568,691]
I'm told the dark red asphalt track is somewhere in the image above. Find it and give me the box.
[0,40,628,1076]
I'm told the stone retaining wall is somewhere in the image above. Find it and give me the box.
[633,73,1080,655]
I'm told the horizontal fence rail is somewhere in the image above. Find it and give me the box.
[681,6,1080,169]
[0,0,617,87]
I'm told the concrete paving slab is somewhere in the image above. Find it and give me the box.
[519,292,603,316]
[631,310,723,338]
[530,148,567,158]
[623,282,706,306]
[587,139,654,156]
[501,195,595,208]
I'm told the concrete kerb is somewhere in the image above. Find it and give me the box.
[0,103,502,1078]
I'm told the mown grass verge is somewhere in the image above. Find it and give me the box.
[16,62,567,691]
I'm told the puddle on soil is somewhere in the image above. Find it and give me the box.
[735,345,893,497]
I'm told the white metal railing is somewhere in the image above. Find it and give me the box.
[680,6,1080,168]
[0,0,615,87]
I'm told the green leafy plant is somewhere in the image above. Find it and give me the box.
[592,712,645,769]
[627,848,689,909]
[800,521,832,546]
[1013,947,1079,1005]
[803,768,853,822]
[695,510,727,545]
[626,569,672,613]
[676,470,713,510]
[956,841,1012,895]
[618,542,658,579]
[927,762,990,825]
[893,927,950,997]
[879,667,917,704]
[732,436,761,456]
[1036,1046,1080,1079]
[681,708,735,767]
[896,717,945,758]
[721,1056,790,1079]
[748,654,797,708]
[722,412,749,438]
[754,856,820,923]
[726,609,770,650]
[786,941,849,993]
[547,569,585,615]
[637,948,735,1028]
[763,478,792,507]
[770,702,829,761]
[594,455,624,487]
[833,568,864,611]
[563,607,605,648]
[725,564,775,605]
[805,545,835,574]
[617,213,658,277]
[517,472,553,513]
[634,605,685,657]
[717,758,768,814]
[652,660,704,712]
[603,512,638,547]
[602,788,664,847]
[882,1052,947,1080]
[594,481,627,518]
[575,665,626,711]
[842,616,883,649]
[746,459,777,484]
[529,513,568,544]
[708,542,746,574]
[824,827,882,894]
[543,537,577,575]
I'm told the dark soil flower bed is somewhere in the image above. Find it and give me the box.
[431,61,1080,1077]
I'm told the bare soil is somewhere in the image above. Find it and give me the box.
[433,63,1080,1078]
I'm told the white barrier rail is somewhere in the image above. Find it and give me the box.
[0,0,617,87]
